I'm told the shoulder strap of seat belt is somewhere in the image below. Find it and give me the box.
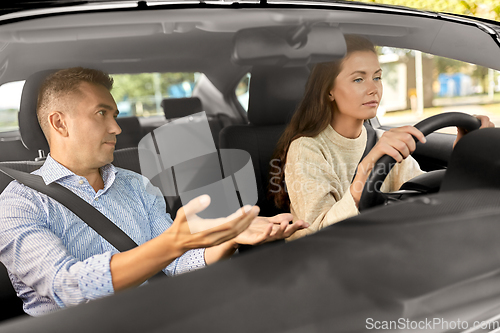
[0,165,168,278]
[352,122,379,182]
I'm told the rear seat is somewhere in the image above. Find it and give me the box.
[115,116,143,150]
[0,138,39,162]
[161,97,233,148]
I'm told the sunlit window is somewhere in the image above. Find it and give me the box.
[111,72,201,118]
[0,81,25,132]
[235,73,250,112]
[377,47,500,133]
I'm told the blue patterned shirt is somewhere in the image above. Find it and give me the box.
[0,155,206,316]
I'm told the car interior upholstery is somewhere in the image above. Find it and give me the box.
[161,97,234,147]
[220,66,310,218]
[115,116,143,150]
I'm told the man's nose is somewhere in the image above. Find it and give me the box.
[110,118,122,135]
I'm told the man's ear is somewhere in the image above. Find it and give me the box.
[48,111,69,137]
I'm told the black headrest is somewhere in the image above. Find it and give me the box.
[247,66,309,126]
[115,116,143,150]
[440,128,500,192]
[18,70,57,153]
[161,97,203,119]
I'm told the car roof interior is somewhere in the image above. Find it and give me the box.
[0,7,499,88]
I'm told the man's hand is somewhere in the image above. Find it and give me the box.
[110,195,259,290]
[166,195,260,252]
[232,214,308,246]
[454,115,495,148]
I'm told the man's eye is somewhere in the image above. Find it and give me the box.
[98,110,105,115]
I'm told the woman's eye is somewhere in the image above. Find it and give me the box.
[374,77,382,81]
[354,78,363,83]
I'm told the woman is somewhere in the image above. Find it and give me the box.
[270,35,493,241]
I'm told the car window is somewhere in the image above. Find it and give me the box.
[235,73,250,112]
[110,72,201,118]
[377,47,500,134]
[0,81,25,132]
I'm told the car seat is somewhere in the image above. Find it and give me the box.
[161,97,233,148]
[219,66,310,217]
[115,116,143,150]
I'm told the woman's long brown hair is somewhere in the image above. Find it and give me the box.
[269,35,376,209]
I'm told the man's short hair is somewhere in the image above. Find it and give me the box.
[37,67,114,138]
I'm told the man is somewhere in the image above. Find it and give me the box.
[0,67,307,316]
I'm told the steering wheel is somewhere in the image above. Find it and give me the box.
[358,112,481,211]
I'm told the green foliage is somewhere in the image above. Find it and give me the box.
[111,72,195,103]
[362,0,498,94]
[351,0,500,21]
[435,57,465,74]
[459,0,477,15]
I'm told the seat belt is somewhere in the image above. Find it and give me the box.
[362,122,379,162]
[0,165,167,278]
[352,122,378,181]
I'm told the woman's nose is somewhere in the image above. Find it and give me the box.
[368,81,379,95]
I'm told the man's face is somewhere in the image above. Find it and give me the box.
[65,82,121,169]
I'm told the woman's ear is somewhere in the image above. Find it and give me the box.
[328,92,334,102]
[48,111,69,138]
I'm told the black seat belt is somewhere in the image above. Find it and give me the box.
[0,165,167,278]
[352,122,379,181]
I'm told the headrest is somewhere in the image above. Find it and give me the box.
[115,116,143,150]
[247,66,309,126]
[161,97,203,119]
[19,70,57,153]
[440,128,500,192]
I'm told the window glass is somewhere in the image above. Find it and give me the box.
[235,73,250,112]
[377,47,500,134]
[0,81,25,132]
[111,72,201,117]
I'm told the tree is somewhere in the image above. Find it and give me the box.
[359,0,498,98]
[352,0,500,21]
[111,72,196,103]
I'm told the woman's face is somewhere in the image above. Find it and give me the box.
[329,51,382,121]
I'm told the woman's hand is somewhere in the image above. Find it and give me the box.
[365,126,426,165]
[350,126,426,206]
[454,115,495,148]
[232,214,309,246]
[202,210,308,265]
